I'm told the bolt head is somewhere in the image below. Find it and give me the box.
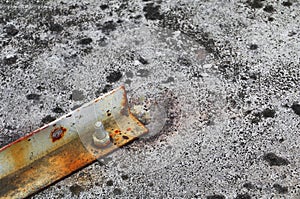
[92,133,110,148]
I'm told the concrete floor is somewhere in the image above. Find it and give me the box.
[0,0,299,198]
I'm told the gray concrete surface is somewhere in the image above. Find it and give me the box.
[0,0,300,198]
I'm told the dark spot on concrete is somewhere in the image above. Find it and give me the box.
[95,84,112,96]
[148,182,154,187]
[251,112,262,124]
[178,56,192,66]
[49,23,63,32]
[263,153,290,166]
[106,70,122,83]
[235,193,251,199]
[243,182,255,190]
[268,17,275,22]
[282,1,292,7]
[72,103,83,110]
[52,107,64,114]
[136,69,150,77]
[41,115,56,124]
[263,5,275,13]
[98,20,117,35]
[117,18,124,23]
[26,93,41,100]
[278,137,285,143]
[70,90,85,101]
[78,37,93,45]
[113,188,122,195]
[207,194,226,199]
[133,15,142,19]
[36,85,45,91]
[249,44,258,50]
[247,0,264,9]
[106,180,113,186]
[121,174,129,180]
[102,84,112,93]
[68,4,80,9]
[249,73,258,80]
[138,56,149,65]
[3,55,18,65]
[143,3,163,20]
[4,24,18,36]
[98,37,108,47]
[273,184,288,194]
[288,31,297,37]
[125,71,134,78]
[291,103,300,116]
[163,77,175,83]
[262,108,275,118]
[69,184,84,196]
[125,79,132,85]
[100,4,109,10]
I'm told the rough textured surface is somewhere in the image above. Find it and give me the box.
[0,0,299,198]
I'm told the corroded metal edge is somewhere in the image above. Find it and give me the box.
[0,86,148,199]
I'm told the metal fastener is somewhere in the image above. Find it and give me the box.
[92,121,110,148]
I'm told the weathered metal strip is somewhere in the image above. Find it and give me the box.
[0,86,148,198]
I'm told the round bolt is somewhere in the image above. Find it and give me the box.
[93,121,110,148]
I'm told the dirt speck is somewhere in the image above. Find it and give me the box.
[273,184,288,194]
[263,153,290,166]
[263,5,275,13]
[26,93,41,100]
[78,37,93,45]
[247,0,264,9]
[106,179,113,186]
[282,1,292,7]
[143,3,163,20]
[291,103,300,116]
[136,69,150,77]
[113,188,122,195]
[69,184,84,196]
[249,44,258,50]
[41,115,56,124]
[52,107,64,114]
[70,90,85,101]
[235,193,251,199]
[106,70,122,83]
[262,108,275,118]
[206,194,226,199]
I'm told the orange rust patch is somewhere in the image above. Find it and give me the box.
[50,127,67,142]
[126,128,131,131]
[6,142,30,174]
[114,130,121,134]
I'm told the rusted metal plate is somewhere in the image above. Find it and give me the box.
[0,86,148,199]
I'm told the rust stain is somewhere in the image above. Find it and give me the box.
[50,127,67,142]
[7,141,30,174]
[0,138,95,198]
[126,128,131,131]
[120,89,129,116]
